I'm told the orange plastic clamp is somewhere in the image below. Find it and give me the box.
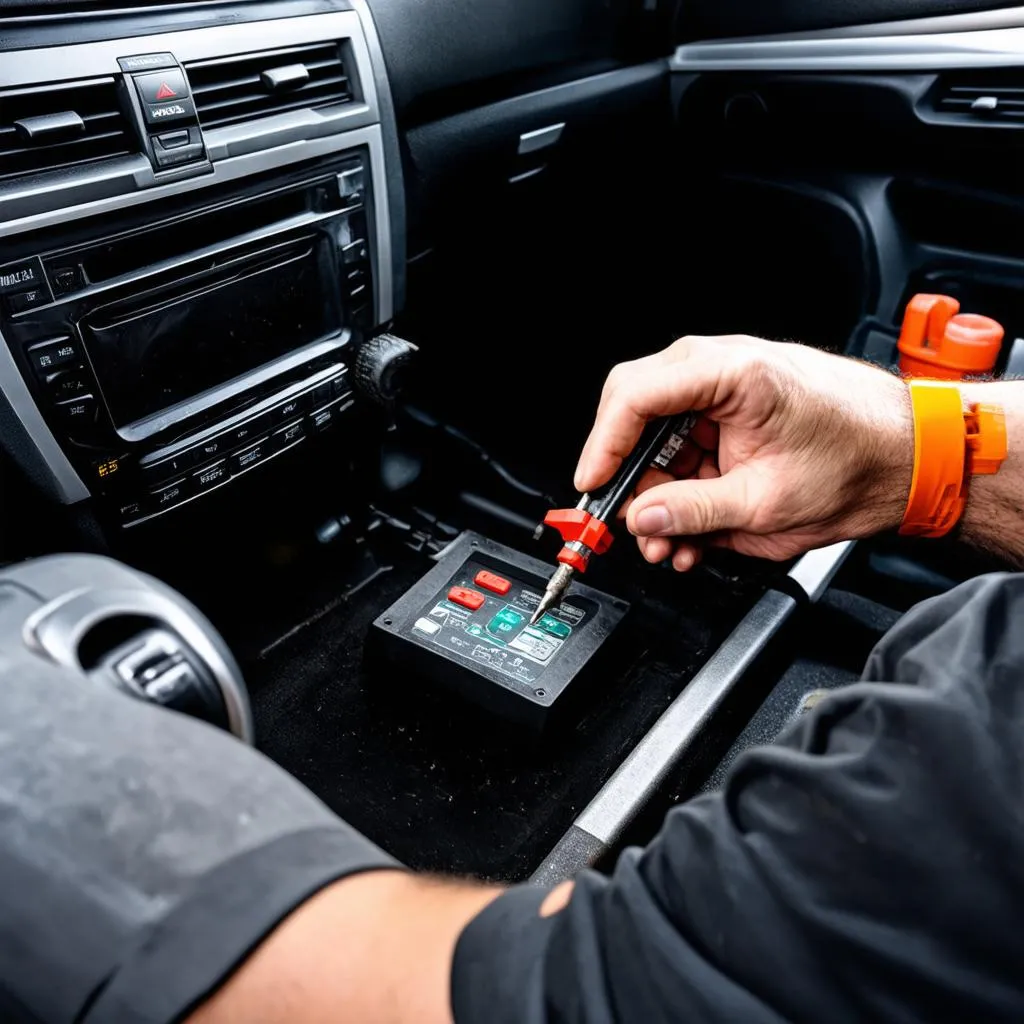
[898,293,1004,380]
[966,404,1008,476]
[557,547,590,572]
[900,381,1007,538]
[544,507,615,574]
[543,509,615,555]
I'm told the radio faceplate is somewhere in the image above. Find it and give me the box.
[0,158,377,526]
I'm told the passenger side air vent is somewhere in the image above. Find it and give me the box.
[185,43,353,130]
[0,78,133,182]
[933,71,1024,123]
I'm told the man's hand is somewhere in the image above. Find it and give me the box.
[575,336,915,570]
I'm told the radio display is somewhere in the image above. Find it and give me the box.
[81,241,340,428]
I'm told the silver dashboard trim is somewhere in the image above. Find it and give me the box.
[0,11,372,92]
[768,7,1024,40]
[0,326,90,503]
[672,14,1024,72]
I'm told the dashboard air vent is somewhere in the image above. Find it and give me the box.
[0,78,133,182]
[185,42,353,130]
[934,71,1024,123]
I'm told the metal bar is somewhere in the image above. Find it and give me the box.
[531,588,798,884]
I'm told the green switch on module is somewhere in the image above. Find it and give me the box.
[487,607,524,637]
[538,614,571,639]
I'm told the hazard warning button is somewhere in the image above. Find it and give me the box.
[132,68,196,126]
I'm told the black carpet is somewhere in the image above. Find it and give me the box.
[241,548,770,882]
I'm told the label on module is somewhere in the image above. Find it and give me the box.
[405,560,593,689]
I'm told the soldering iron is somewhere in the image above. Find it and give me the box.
[531,413,697,624]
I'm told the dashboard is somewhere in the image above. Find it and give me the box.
[0,2,403,530]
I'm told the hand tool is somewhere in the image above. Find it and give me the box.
[531,413,696,624]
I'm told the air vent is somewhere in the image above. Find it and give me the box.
[934,71,1024,123]
[185,42,353,131]
[0,77,133,182]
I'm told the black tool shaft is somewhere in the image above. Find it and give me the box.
[586,413,695,523]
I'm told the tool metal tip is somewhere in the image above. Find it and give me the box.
[530,590,558,625]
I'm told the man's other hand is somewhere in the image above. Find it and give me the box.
[574,336,915,570]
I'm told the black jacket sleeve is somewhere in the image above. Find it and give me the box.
[0,654,397,1024]
[452,573,1024,1024]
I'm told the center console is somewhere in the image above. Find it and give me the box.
[0,3,403,529]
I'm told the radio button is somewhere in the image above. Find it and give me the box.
[230,438,272,475]
[273,419,307,449]
[155,129,190,150]
[117,498,147,521]
[6,287,49,315]
[150,478,191,510]
[45,367,91,401]
[141,449,195,483]
[154,140,205,170]
[55,394,99,438]
[193,460,229,492]
[193,435,227,462]
[275,395,309,423]
[228,414,271,447]
[28,338,79,375]
[310,381,333,407]
[310,396,354,435]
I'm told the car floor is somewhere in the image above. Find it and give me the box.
[237,539,772,880]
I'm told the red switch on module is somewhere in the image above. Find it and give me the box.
[448,587,485,611]
[474,571,511,595]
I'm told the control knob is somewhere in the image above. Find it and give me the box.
[354,333,419,406]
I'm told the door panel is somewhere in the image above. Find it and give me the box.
[670,32,1024,364]
[677,0,1024,42]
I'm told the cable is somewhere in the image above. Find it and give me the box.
[401,405,557,506]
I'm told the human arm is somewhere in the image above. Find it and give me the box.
[188,873,502,1024]
[574,334,1024,569]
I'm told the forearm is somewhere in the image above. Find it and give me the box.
[957,381,1024,566]
[189,871,503,1024]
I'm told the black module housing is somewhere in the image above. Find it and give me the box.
[368,532,630,732]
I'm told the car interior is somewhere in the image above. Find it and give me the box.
[1,0,1022,885]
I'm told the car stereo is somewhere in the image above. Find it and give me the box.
[0,6,404,530]
[0,157,375,526]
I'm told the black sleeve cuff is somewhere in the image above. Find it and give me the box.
[451,885,555,1024]
[84,825,399,1024]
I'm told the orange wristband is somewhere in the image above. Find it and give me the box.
[900,380,1007,538]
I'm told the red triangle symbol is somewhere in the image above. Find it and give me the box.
[155,82,178,100]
